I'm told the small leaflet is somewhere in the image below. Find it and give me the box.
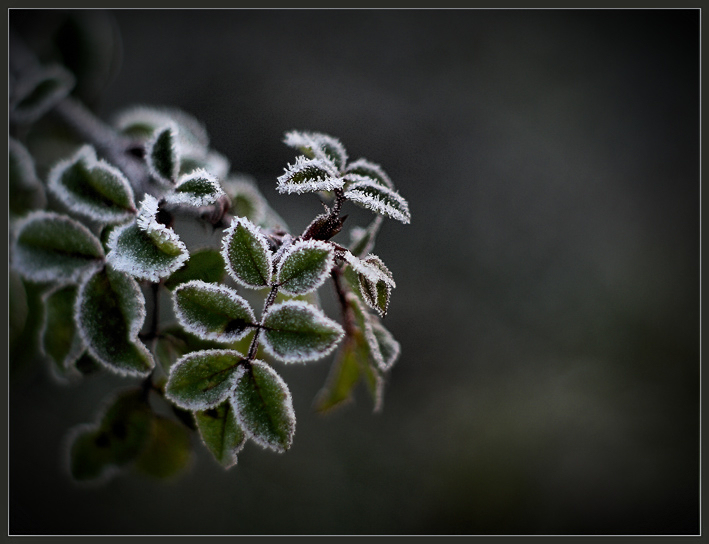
[342,251,396,289]
[231,360,295,453]
[9,137,46,218]
[313,334,364,414]
[344,180,411,224]
[221,216,273,289]
[146,124,180,184]
[133,417,193,480]
[283,130,348,170]
[112,105,210,149]
[357,255,393,317]
[47,145,137,224]
[276,156,344,195]
[194,401,247,469]
[10,64,75,125]
[260,300,345,363]
[107,195,189,282]
[276,239,335,296]
[173,280,257,343]
[221,175,267,225]
[345,158,394,189]
[180,149,231,180]
[165,349,246,411]
[12,211,105,284]
[348,216,383,258]
[369,317,401,372]
[75,266,154,377]
[40,284,84,383]
[165,168,225,207]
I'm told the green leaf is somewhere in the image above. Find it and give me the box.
[76,266,154,377]
[113,105,209,149]
[194,402,247,469]
[276,156,344,194]
[133,417,192,480]
[10,64,75,124]
[314,334,365,414]
[357,255,393,317]
[221,217,273,289]
[345,158,394,189]
[348,216,383,258]
[163,248,225,290]
[276,239,335,296]
[369,317,401,372]
[12,211,105,284]
[47,145,136,224]
[222,175,267,225]
[166,168,225,207]
[261,300,344,363]
[165,349,246,411]
[9,137,46,218]
[231,361,295,453]
[41,284,84,382]
[179,149,230,179]
[173,280,257,343]
[344,180,411,224]
[154,325,229,372]
[147,124,180,184]
[283,130,348,170]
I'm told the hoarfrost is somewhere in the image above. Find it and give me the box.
[276,155,344,194]
[345,158,394,189]
[146,123,180,184]
[342,251,396,288]
[344,180,411,224]
[112,105,209,149]
[283,130,348,170]
[221,216,273,289]
[165,168,225,207]
[275,239,335,296]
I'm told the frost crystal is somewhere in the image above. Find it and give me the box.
[165,168,225,207]
[345,158,394,189]
[342,251,396,288]
[276,156,344,194]
[283,130,348,170]
[344,180,411,224]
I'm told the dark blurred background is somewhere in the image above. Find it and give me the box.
[9,9,700,535]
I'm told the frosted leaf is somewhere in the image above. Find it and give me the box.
[173,280,257,343]
[166,349,246,411]
[221,217,273,289]
[9,137,46,218]
[165,168,225,207]
[357,255,394,317]
[12,211,105,284]
[231,360,295,453]
[344,180,410,224]
[40,284,85,383]
[276,239,335,296]
[47,145,137,224]
[112,105,209,149]
[345,158,394,189]
[164,248,225,291]
[283,130,348,170]
[369,317,401,372]
[133,417,192,480]
[10,64,75,125]
[342,251,396,289]
[276,155,344,195]
[348,215,383,258]
[260,300,344,363]
[180,149,230,180]
[107,222,188,282]
[221,175,267,225]
[76,266,154,377]
[146,124,180,184]
[194,402,246,469]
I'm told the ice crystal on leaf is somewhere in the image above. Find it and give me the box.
[165,168,225,207]
[276,239,335,296]
[344,180,410,224]
[231,360,295,453]
[221,216,273,289]
[47,145,136,224]
[345,158,394,189]
[276,156,344,195]
[146,124,180,184]
[283,130,348,170]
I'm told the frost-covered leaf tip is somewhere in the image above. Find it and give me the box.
[194,402,247,469]
[165,168,225,207]
[221,216,273,289]
[283,130,348,171]
[277,156,344,195]
[344,180,410,224]
[345,158,394,189]
[146,124,180,184]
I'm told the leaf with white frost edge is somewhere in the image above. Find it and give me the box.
[345,158,394,189]
[348,215,383,258]
[113,105,209,149]
[163,248,225,291]
[47,145,137,224]
[222,175,267,225]
[357,255,394,317]
[344,180,411,224]
[165,168,225,207]
[9,137,46,218]
[173,280,257,343]
[221,217,273,289]
[107,196,189,282]
[194,402,247,469]
[12,211,105,284]
[165,349,246,411]
[276,239,335,296]
[283,130,348,170]
[231,361,295,453]
[260,300,344,363]
[342,251,395,289]
[76,267,154,377]
[276,156,344,195]
[146,124,180,184]
[41,284,84,383]
[10,64,75,124]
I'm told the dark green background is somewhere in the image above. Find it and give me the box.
[9,9,699,535]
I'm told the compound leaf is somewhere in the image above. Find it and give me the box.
[173,280,257,343]
[146,124,180,184]
[163,248,225,290]
[47,145,136,224]
[194,401,246,469]
[231,360,295,453]
[12,211,105,284]
[276,239,335,296]
[276,156,344,194]
[344,180,411,224]
[76,266,154,377]
[221,217,273,289]
[165,349,246,411]
[133,417,192,480]
[261,300,344,363]
[165,168,225,207]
